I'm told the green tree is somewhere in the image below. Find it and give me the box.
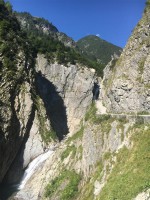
[5,1,12,12]
[0,0,4,5]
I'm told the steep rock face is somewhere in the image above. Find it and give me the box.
[0,80,34,183]
[12,4,150,199]
[13,106,150,200]
[2,54,96,186]
[3,109,49,184]
[1,2,150,200]
[0,2,54,184]
[0,55,50,184]
[0,2,38,182]
[36,54,96,135]
[0,15,95,189]
[101,4,150,113]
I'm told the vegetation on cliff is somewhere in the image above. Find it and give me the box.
[98,124,150,200]
[15,12,110,77]
[45,170,81,200]
[0,5,122,78]
[1,1,150,200]
[0,0,35,83]
[77,35,122,64]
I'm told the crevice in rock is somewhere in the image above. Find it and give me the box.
[3,103,36,182]
[92,81,100,101]
[0,103,36,200]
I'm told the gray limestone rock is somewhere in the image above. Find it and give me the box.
[101,6,150,113]
[36,54,96,134]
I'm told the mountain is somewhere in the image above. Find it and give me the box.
[15,12,123,77]
[14,12,107,77]
[15,12,76,48]
[77,35,122,64]
[0,0,150,200]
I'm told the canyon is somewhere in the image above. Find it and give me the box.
[0,1,150,200]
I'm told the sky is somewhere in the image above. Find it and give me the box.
[8,0,146,48]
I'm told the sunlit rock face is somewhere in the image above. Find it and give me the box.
[36,54,96,134]
[2,56,96,186]
[1,2,150,200]
[101,4,150,113]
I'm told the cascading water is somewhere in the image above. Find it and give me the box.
[18,149,54,190]
[0,149,54,200]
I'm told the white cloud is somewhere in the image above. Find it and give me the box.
[96,34,100,37]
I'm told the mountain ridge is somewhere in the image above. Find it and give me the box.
[15,11,76,48]
[77,34,122,65]
[15,11,122,77]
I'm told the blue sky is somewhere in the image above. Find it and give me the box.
[8,0,146,47]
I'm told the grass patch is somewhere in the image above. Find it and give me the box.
[117,116,128,123]
[78,145,83,160]
[144,84,150,89]
[93,161,103,181]
[67,126,84,143]
[100,116,114,135]
[61,145,76,161]
[121,131,124,142]
[117,122,124,133]
[103,151,112,161]
[81,178,95,200]
[41,129,57,144]
[93,114,111,124]
[85,103,97,121]
[137,111,150,115]
[98,125,150,200]
[81,162,103,200]
[138,57,146,74]
[134,117,145,128]
[45,170,81,200]
[84,104,115,136]
[116,117,128,142]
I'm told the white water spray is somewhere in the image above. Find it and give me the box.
[18,149,54,190]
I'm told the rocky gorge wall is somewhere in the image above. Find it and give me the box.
[11,3,150,200]
[0,53,96,187]
[0,79,34,183]
[1,1,150,200]
[13,104,150,200]
[101,3,150,113]
[35,54,96,135]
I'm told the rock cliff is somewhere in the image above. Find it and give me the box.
[12,2,150,200]
[101,2,150,113]
[0,1,96,188]
[0,1,37,183]
[13,106,150,200]
[0,54,95,186]
[0,1,150,200]
[36,54,95,135]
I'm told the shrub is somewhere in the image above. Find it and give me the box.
[61,145,76,160]
[45,170,81,200]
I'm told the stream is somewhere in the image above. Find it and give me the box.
[19,149,54,190]
[0,149,54,200]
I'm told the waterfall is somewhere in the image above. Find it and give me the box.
[18,149,54,190]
